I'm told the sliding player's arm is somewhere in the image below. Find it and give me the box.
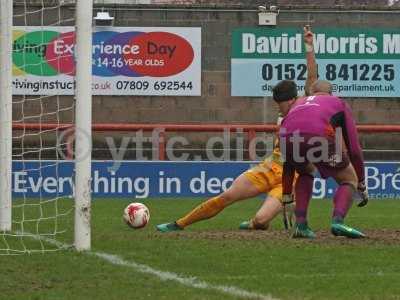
[303,25,318,96]
[342,103,368,206]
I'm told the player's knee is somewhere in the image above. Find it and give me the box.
[336,169,358,190]
[340,181,357,191]
[254,213,267,226]
[219,192,230,202]
[335,164,358,187]
[219,189,240,204]
[217,193,232,206]
[253,215,269,229]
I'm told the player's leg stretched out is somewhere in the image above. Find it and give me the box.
[156,173,261,232]
[156,161,285,232]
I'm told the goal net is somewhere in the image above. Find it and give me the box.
[0,0,92,254]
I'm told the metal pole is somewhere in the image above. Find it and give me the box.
[0,0,13,232]
[74,0,93,251]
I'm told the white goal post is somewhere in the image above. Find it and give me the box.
[74,0,93,251]
[0,0,93,253]
[0,0,13,233]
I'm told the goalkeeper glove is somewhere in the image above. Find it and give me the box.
[356,181,368,207]
[282,194,294,230]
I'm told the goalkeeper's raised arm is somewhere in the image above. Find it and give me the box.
[303,25,318,96]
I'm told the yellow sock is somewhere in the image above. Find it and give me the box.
[176,196,226,228]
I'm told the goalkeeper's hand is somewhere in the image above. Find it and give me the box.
[303,25,314,47]
[356,181,368,207]
[282,194,295,230]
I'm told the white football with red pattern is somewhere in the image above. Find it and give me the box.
[123,202,150,229]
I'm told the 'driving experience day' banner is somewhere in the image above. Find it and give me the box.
[231,28,400,97]
[12,27,201,95]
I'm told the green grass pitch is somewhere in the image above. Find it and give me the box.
[1,198,400,300]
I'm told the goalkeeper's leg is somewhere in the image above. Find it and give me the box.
[156,174,261,232]
[291,163,317,239]
[329,163,365,238]
[331,163,357,222]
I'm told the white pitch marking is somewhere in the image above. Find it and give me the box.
[25,233,278,300]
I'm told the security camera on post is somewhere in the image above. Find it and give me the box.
[94,11,114,27]
[258,5,279,26]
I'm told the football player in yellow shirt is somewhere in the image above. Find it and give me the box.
[156,26,317,232]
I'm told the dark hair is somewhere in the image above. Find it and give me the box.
[272,80,298,102]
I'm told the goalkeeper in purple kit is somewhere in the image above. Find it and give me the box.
[273,80,368,239]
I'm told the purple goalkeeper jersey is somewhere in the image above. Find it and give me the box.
[280,94,365,181]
